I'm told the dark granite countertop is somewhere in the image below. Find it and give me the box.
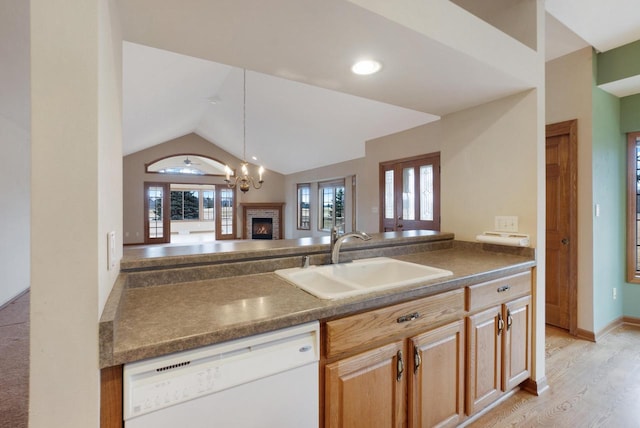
[100,233,535,368]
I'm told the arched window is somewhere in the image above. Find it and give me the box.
[145,154,227,176]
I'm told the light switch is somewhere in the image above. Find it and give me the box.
[108,231,117,270]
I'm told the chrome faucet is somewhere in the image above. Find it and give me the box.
[330,226,372,264]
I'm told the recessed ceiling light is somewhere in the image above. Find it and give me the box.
[351,60,382,75]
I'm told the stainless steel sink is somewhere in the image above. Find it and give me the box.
[275,257,453,299]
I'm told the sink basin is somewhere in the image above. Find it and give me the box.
[275,257,453,300]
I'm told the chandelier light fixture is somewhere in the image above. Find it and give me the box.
[225,68,265,193]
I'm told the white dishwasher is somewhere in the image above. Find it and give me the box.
[123,321,319,428]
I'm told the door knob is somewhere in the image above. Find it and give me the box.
[561,238,569,245]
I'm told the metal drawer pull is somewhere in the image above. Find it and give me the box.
[497,285,511,293]
[497,312,504,335]
[397,312,420,323]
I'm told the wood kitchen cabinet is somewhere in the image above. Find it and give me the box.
[465,272,532,415]
[325,340,407,427]
[409,319,465,428]
[323,289,466,428]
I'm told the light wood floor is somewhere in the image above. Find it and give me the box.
[469,324,640,428]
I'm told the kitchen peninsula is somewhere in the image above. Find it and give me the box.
[100,231,536,427]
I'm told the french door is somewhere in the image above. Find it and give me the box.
[215,187,235,240]
[144,182,170,244]
[379,153,441,232]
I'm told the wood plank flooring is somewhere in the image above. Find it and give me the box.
[469,324,640,428]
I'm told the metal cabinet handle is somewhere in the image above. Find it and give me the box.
[562,237,569,245]
[397,350,404,382]
[507,309,513,331]
[497,312,504,335]
[497,285,511,293]
[397,312,420,323]
[414,347,421,374]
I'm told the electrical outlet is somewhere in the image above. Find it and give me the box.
[495,216,519,233]
[613,287,617,300]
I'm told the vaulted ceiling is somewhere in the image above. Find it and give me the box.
[119,0,542,175]
[3,1,640,175]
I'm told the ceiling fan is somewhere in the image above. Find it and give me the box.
[183,157,200,166]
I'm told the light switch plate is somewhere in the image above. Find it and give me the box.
[107,231,117,271]
[495,216,518,233]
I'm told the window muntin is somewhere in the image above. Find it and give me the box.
[169,187,216,222]
[319,179,345,232]
[147,185,164,238]
[219,188,234,235]
[203,190,214,221]
[379,152,440,232]
[297,184,311,230]
[384,170,394,219]
[402,167,415,221]
[420,165,434,221]
[146,154,227,176]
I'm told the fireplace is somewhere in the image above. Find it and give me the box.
[240,203,284,240]
[252,218,273,240]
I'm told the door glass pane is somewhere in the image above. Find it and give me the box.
[384,170,394,219]
[402,167,415,220]
[297,184,310,229]
[148,186,163,238]
[335,187,345,230]
[321,187,334,230]
[219,188,233,235]
[420,165,434,221]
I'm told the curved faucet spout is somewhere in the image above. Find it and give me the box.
[330,226,372,264]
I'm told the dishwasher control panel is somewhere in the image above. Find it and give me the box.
[123,322,319,420]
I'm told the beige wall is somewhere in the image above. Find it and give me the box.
[450,0,538,50]
[545,47,594,332]
[285,90,541,245]
[359,90,540,244]
[284,158,364,239]
[123,133,285,243]
[30,0,122,426]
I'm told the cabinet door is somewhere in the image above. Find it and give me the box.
[503,295,532,391]
[466,306,503,415]
[409,320,465,428]
[325,340,406,428]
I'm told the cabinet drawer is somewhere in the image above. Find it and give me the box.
[466,271,531,312]
[325,289,464,359]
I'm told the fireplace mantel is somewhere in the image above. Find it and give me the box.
[240,203,285,240]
